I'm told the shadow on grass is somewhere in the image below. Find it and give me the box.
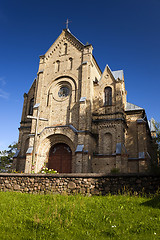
[141,195,160,209]
[23,219,60,239]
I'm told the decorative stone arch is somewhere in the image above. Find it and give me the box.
[38,125,78,143]
[35,133,76,173]
[47,75,77,92]
[46,75,77,106]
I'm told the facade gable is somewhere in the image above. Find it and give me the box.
[42,29,84,63]
[93,65,126,112]
[98,65,116,106]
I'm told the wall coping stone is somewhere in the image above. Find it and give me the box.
[0,173,159,178]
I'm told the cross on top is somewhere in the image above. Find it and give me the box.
[65,18,71,29]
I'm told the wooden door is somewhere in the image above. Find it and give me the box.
[48,143,72,173]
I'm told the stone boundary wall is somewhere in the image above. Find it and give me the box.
[0,173,160,195]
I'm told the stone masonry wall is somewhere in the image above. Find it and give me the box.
[0,173,160,195]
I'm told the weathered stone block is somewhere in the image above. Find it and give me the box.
[68,181,76,189]
[13,185,20,191]
[91,188,100,195]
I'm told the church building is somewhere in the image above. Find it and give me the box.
[13,28,155,173]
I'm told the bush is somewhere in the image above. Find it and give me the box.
[39,166,58,174]
[110,168,120,174]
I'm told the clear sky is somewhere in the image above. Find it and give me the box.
[0,0,160,150]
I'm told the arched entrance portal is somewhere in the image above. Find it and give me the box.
[48,143,72,173]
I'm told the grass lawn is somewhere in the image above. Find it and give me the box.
[0,192,160,240]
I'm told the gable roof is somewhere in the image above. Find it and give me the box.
[64,29,85,47]
[99,65,124,83]
[148,118,156,132]
[112,70,124,80]
[125,102,144,111]
[44,28,85,57]
[98,64,115,83]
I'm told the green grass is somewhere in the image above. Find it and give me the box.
[0,192,160,240]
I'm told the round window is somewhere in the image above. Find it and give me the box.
[58,86,70,98]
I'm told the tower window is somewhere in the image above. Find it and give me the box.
[69,57,73,70]
[29,98,34,115]
[104,87,112,106]
[64,43,67,55]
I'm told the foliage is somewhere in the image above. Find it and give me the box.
[110,168,120,174]
[154,121,160,150]
[0,192,160,239]
[39,166,58,174]
[150,120,160,173]
[0,142,18,172]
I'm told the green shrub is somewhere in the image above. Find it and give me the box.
[110,168,120,174]
[38,166,58,174]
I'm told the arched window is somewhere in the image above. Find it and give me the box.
[64,43,67,55]
[28,98,34,115]
[69,57,73,70]
[104,87,112,106]
[56,60,60,72]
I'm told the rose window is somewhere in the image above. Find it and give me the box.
[58,86,70,98]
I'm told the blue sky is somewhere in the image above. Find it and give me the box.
[0,0,160,150]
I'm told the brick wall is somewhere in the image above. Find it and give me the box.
[0,173,159,195]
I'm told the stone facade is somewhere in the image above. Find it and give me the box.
[0,173,160,195]
[13,29,155,174]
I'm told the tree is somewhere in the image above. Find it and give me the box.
[154,122,160,146]
[151,120,160,169]
[0,142,18,172]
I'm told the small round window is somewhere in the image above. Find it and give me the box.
[58,86,70,98]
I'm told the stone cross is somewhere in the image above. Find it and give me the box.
[27,103,48,166]
[65,18,71,29]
